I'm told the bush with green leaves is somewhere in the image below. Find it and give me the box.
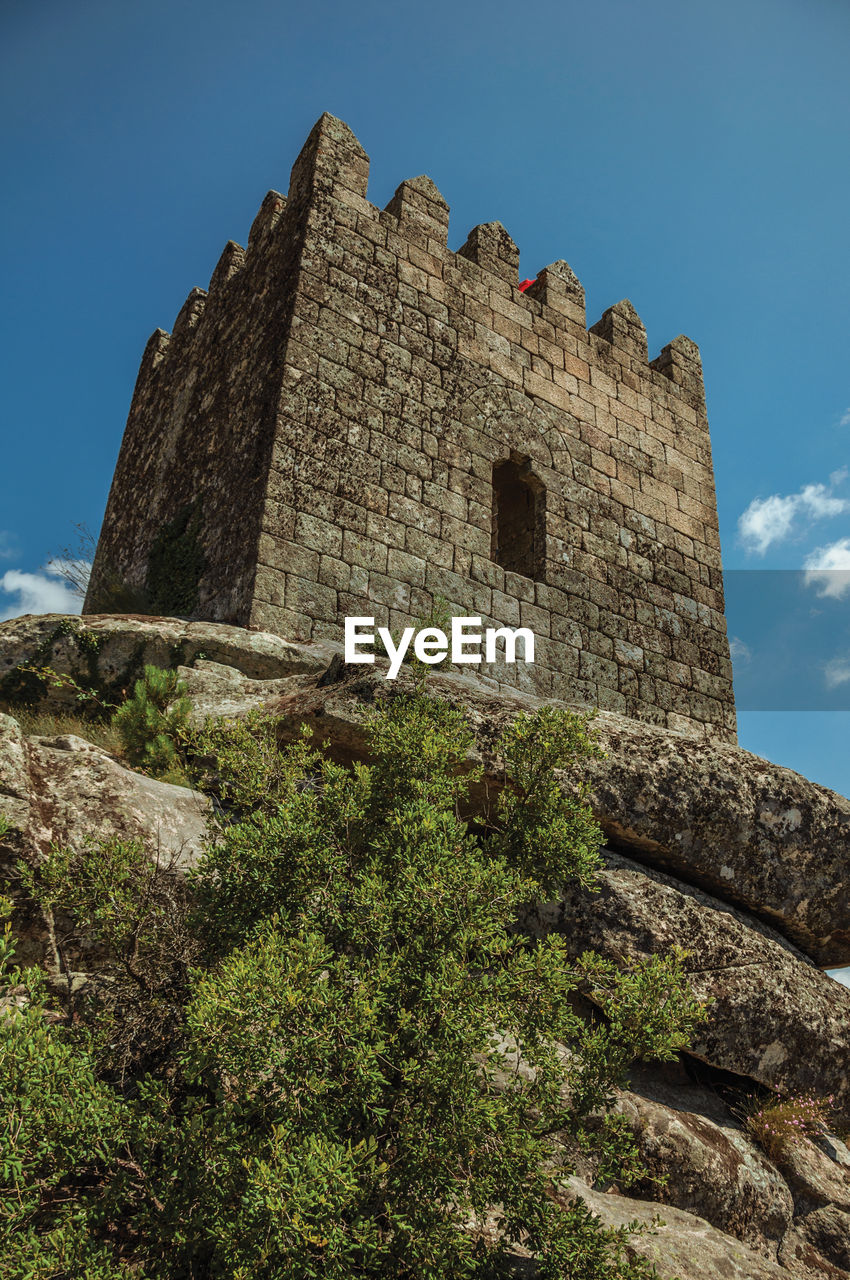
[2,690,705,1278]
[16,834,198,1085]
[112,664,191,779]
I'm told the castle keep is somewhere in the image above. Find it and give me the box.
[86,113,736,742]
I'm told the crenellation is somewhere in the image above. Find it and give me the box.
[396,170,449,226]
[142,328,170,371]
[247,190,286,252]
[86,113,735,741]
[456,222,520,284]
[208,240,245,293]
[526,260,586,328]
[288,113,370,206]
[170,286,207,340]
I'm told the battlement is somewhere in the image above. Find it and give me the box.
[87,113,735,741]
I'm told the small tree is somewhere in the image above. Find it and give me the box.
[112,665,191,779]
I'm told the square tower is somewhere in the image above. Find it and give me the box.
[86,114,736,742]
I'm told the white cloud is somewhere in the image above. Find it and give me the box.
[840,409,850,428]
[803,538,850,600]
[738,494,798,554]
[824,657,850,689]
[828,967,850,987]
[0,567,85,622]
[738,474,850,555]
[729,636,752,664]
[0,532,17,561]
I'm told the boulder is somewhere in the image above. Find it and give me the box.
[0,613,333,710]
[781,1212,850,1277]
[612,1079,793,1257]
[175,660,308,724]
[0,715,210,879]
[774,1142,850,1277]
[563,1177,794,1279]
[522,848,850,1131]
[773,1134,850,1215]
[581,714,850,969]
[0,713,30,833]
[22,732,210,870]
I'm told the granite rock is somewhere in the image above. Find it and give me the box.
[522,848,850,1130]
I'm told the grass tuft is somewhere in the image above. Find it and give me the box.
[744,1089,833,1161]
[1,705,124,755]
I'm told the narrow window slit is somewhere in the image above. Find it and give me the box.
[491,456,544,580]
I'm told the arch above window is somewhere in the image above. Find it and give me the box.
[491,455,545,581]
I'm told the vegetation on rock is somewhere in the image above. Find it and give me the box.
[2,688,705,1277]
[112,664,192,781]
[145,500,206,617]
[8,704,123,754]
[744,1089,834,1162]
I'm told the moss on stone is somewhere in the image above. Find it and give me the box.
[0,620,88,708]
[0,621,125,716]
[146,502,206,618]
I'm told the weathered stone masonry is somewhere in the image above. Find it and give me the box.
[86,112,736,742]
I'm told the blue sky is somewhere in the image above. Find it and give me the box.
[2,0,849,795]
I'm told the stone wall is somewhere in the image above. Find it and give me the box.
[86,113,735,742]
[85,191,298,625]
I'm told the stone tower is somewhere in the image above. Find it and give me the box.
[86,113,736,742]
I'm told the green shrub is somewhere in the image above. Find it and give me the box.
[112,665,191,780]
[3,692,705,1277]
[18,835,198,1084]
[0,897,139,1279]
[177,693,702,1277]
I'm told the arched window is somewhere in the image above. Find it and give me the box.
[491,455,544,580]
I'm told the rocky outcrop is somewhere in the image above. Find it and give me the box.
[0,612,332,703]
[778,1133,850,1215]
[564,1178,795,1279]
[611,1076,794,1257]
[3,613,850,1275]
[26,733,208,870]
[0,712,209,965]
[4,614,848,962]
[0,712,30,833]
[580,717,850,970]
[521,849,850,1130]
[783,1209,850,1277]
[0,714,208,873]
[176,659,308,723]
[566,1070,850,1278]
